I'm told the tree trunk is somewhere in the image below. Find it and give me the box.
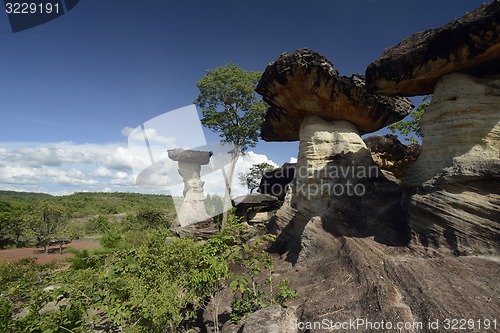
[220,148,239,229]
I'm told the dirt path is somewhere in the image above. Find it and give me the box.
[0,239,101,264]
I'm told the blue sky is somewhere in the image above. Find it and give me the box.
[0,0,487,196]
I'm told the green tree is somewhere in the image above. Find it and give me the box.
[136,207,170,229]
[238,162,276,194]
[389,96,431,144]
[0,201,26,246]
[195,63,267,227]
[26,201,67,253]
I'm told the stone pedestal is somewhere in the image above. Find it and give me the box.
[168,148,213,227]
[403,73,500,256]
[290,116,379,216]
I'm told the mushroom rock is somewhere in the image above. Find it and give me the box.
[363,134,421,179]
[256,49,413,262]
[365,0,500,255]
[365,1,500,96]
[232,193,279,223]
[168,148,213,227]
[403,73,500,255]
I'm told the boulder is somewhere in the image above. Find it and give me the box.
[258,162,296,200]
[167,148,212,165]
[222,306,298,333]
[364,134,421,179]
[366,1,500,96]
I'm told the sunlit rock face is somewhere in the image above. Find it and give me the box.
[405,73,500,187]
[403,73,500,256]
[291,116,377,216]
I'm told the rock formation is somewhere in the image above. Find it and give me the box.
[363,134,421,179]
[403,74,500,255]
[366,3,500,256]
[258,162,296,201]
[365,0,500,96]
[256,49,413,262]
[203,4,500,332]
[232,193,279,223]
[168,148,213,227]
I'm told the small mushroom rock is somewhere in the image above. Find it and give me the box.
[167,148,213,227]
[232,193,279,223]
[365,1,500,96]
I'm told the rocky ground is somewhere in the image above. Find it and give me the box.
[277,236,500,333]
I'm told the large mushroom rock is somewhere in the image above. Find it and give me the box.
[403,73,500,255]
[365,1,500,96]
[256,49,413,262]
[363,134,421,179]
[168,148,213,227]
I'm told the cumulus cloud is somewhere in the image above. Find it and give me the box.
[290,157,298,163]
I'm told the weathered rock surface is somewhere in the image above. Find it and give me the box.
[258,162,296,200]
[274,236,500,333]
[266,117,409,263]
[256,48,413,141]
[406,180,500,256]
[232,193,279,223]
[222,306,298,333]
[366,1,500,96]
[364,134,421,179]
[291,116,384,217]
[400,73,500,256]
[167,148,212,164]
[404,73,500,187]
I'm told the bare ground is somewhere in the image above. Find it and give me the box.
[0,239,100,265]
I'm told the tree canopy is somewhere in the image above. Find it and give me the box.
[239,162,276,194]
[194,63,267,154]
[389,96,431,144]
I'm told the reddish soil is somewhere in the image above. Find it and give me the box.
[0,239,101,265]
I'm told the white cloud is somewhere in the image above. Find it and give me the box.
[92,166,113,178]
[290,157,298,163]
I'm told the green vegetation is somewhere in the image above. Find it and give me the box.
[238,162,276,194]
[195,63,267,227]
[0,191,176,249]
[0,191,296,332]
[389,96,431,144]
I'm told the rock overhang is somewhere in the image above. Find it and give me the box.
[365,1,500,96]
[256,48,413,142]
